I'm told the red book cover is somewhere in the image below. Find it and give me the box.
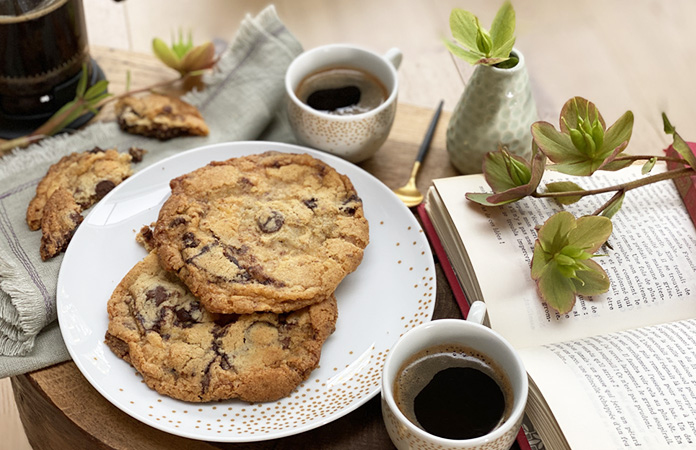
[665,141,696,227]
[416,203,532,450]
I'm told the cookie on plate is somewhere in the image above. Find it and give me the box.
[153,151,369,314]
[115,93,209,140]
[105,251,337,403]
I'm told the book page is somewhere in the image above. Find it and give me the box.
[521,319,696,449]
[431,164,696,348]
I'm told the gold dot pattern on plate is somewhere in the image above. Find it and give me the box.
[110,217,434,440]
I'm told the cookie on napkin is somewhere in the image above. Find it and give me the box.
[105,251,337,403]
[26,146,144,260]
[115,93,210,140]
[153,151,369,315]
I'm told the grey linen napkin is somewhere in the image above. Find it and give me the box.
[0,5,302,378]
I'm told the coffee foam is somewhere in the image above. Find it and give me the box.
[393,343,515,434]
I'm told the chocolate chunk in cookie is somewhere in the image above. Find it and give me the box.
[154,151,370,315]
[105,251,337,403]
[115,94,209,140]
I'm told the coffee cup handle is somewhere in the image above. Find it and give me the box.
[384,47,402,70]
[466,301,487,325]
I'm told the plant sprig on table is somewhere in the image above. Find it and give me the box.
[152,30,216,76]
[466,96,696,314]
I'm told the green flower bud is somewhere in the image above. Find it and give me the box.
[569,128,586,152]
[502,149,531,186]
[560,245,585,259]
[580,117,594,135]
[555,254,576,266]
[557,264,577,279]
[476,27,492,54]
[592,121,604,150]
[583,132,596,156]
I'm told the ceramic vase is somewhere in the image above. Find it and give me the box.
[446,49,538,174]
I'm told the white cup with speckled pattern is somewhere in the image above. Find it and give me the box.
[381,302,528,450]
[285,44,402,163]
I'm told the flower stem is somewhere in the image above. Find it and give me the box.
[612,154,687,164]
[96,72,198,109]
[532,167,695,199]
[591,189,624,216]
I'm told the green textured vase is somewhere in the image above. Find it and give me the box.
[446,49,538,174]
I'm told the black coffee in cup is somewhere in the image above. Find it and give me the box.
[393,343,514,440]
[295,66,387,115]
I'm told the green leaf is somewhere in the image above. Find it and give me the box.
[528,142,547,192]
[537,211,575,254]
[449,8,480,51]
[536,261,577,314]
[662,112,676,135]
[444,39,483,65]
[600,192,625,219]
[560,97,605,134]
[180,41,215,73]
[87,92,112,105]
[76,64,88,97]
[531,122,582,162]
[84,80,109,100]
[642,157,657,174]
[489,1,515,56]
[571,259,610,296]
[531,241,550,280]
[495,54,518,69]
[153,37,181,70]
[485,184,535,204]
[465,192,519,206]
[598,158,633,172]
[601,110,633,157]
[671,132,696,169]
[546,160,596,176]
[567,215,612,253]
[545,181,584,205]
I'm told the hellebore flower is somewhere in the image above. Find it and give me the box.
[531,97,634,176]
[153,30,216,76]
[445,1,517,67]
[531,211,612,314]
[466,144,546,206]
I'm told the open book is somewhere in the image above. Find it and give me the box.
[424,163,696,449]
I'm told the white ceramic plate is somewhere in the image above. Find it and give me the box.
[57,141,435,442]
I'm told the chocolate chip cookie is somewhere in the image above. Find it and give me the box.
[27,146,134,231]
[39,187,84,261]
[153,151,369,314]
[115,93,209,140]
[105,251,337,403]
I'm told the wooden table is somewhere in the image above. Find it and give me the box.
[10,46,467,449]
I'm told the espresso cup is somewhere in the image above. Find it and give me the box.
[381,302,528,450]
[285,44,402,163]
